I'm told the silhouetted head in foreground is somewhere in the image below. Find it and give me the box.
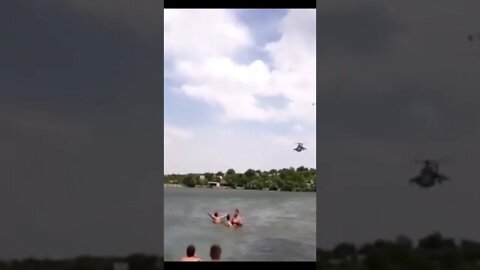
[181,244,202,261]
[186,245,196,257]
[210,244,222,261]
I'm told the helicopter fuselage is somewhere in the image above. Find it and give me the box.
[410,167,448,188]
[294,143,306,152]
[410,174,437,188]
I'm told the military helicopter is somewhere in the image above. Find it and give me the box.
[294,143,307,152]
[409,159,449,188]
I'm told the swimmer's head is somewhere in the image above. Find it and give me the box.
[214,212,218,217]
[186,245,196,257]
[226,214,230,221]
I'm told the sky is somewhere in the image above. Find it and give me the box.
[164,9,317,174]
[0,0,163,259]
[317,0,480,248]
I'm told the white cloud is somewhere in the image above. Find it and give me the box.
[164,9,316,125]
[164,9,316,173]
[164,125,192,145]
[164,9,252,61]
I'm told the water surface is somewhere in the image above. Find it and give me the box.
[164,187,316,261]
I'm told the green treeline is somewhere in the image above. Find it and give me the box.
[164,166,316,192]
[317,232,480,270]
[0,255,162,270]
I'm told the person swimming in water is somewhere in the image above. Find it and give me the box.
[208,211,226,224]
[224,214,234,227]
[208,212,222,224]
[231,209,243,227]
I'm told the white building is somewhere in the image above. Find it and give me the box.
[208,181,221,188]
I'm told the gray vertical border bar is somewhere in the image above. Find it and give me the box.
[160,0,165,262]
[315,0,320,263]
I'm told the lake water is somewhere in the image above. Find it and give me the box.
[164,187,316,261]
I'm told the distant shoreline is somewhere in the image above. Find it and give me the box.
[164,167,317,192]
[163,183,316,192]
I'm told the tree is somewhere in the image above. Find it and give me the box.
[245,181,255,190]
[268,183,279,191]
[244,169,256,178]
[438,249,462,269]
[182,175,195,187]
[224,174,237,187]
[282,181,294,191]
[333,242,356,261]
[291,173,305,190]
[238,174,248,187]
[396,235,414,250]
[197,176,208,186]
[203,173,213,182]
[461,239,480,262]
[296,166,307,172]
[165,167,317,193]
[252,178,266,190]
[224,175,236,188]
[418,232,447,250]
